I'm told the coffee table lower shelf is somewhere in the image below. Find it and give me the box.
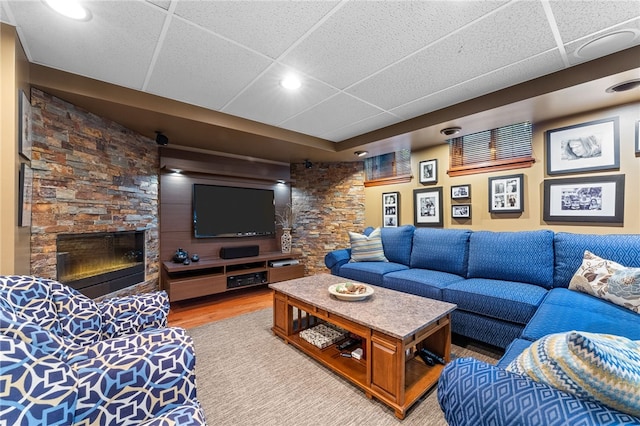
[271,290,451,419]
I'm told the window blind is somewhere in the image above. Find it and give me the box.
[364,149,412,186]
[448,122,534,176]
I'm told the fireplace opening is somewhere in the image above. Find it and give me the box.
[57,230,145,298]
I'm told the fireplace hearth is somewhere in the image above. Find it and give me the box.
[56,230,145,298]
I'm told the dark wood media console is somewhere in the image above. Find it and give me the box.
[161,252,304,302]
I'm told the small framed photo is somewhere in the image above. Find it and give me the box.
[546,117,619,175]
[451,184,471,200]
[382,191,399,227]
[452,204,471,219]
[18,89,33,161]
[543,174,625,224]
[413,187,443,227]
[419,159,437,184]
[488,174,524,213]
[635,120,639,157]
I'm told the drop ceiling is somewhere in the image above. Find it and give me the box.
[2,0,639,163]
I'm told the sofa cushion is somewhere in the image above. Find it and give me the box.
[443,278,547,325]
[410,228,470,276]
[521,287,640,342]
[0,308,73,361]
[48,280,102,346]
[381,225,415,265]
[451,310,525,349]
[382,268,465,300]
[0,275,62,335]
[338,262,408,286]
[348,227,388,262]
[553,232,640,288]
[506,331,640,418]
[569,250,640,313]
[467,230,555,288]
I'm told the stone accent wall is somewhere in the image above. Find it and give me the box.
[29,88,160,298]
[291,162,365,276]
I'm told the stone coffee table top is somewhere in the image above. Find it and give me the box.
[269,273,456,340]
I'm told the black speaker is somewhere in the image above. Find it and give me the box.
[220,245,259,259]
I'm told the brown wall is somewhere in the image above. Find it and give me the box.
[29,89,160,297]
[158,148,291,264]
[365,103,640,234]
[0,23,31,275]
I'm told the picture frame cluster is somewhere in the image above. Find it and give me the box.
[450,184,471,219]
[385,113,633,229]
[543,116,626,224]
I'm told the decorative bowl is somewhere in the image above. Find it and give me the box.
[328,283,374,301]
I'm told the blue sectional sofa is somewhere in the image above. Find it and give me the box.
[325,226,640,424]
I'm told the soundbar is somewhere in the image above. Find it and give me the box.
[220,245,259,259]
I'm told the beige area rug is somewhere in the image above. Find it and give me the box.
[187,308,501,426]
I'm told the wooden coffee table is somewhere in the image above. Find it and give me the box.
[270,274,456,419]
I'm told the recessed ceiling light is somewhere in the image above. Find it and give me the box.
[44,0,91,20]
[280,74,301,90]
[440,127,461,136]
[605,78,640,93]
[354,150,368,157]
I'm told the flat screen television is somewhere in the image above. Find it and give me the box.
[193,184,276,238]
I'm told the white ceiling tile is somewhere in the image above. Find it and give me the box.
[550,0,640,43]
[320,113,402,142]
[280,94,382,138]
[146,0,172,11]
[347,1,555,111]
[174,1,339,59]
[146,18,273,110]
[223,64,338,127]
[2,0,637,148]
[7,1,165,90]
[0,2,13,25]
[391,50,566,121]
[282,0,509,89]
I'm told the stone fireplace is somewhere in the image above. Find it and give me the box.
[56,230,145,298]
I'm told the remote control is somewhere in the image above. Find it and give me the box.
[417,349,434,366]
[420,348,446,365]
[336,338,361,351]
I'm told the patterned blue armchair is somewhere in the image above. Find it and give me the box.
[0,275,207,425]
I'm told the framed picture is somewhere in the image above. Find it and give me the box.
[18,163,33,227]
[18,89,33,161]
[413,187,443,227]
[488,174,523,213]
[451,184,471,199]
[635,120,639,157]
[543,174,625,224]
[382,191,399,227]
[452,204,471,219]
[419,159,437,184]
[545,117,619,175]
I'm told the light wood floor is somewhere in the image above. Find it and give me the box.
[167,285,273,329]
